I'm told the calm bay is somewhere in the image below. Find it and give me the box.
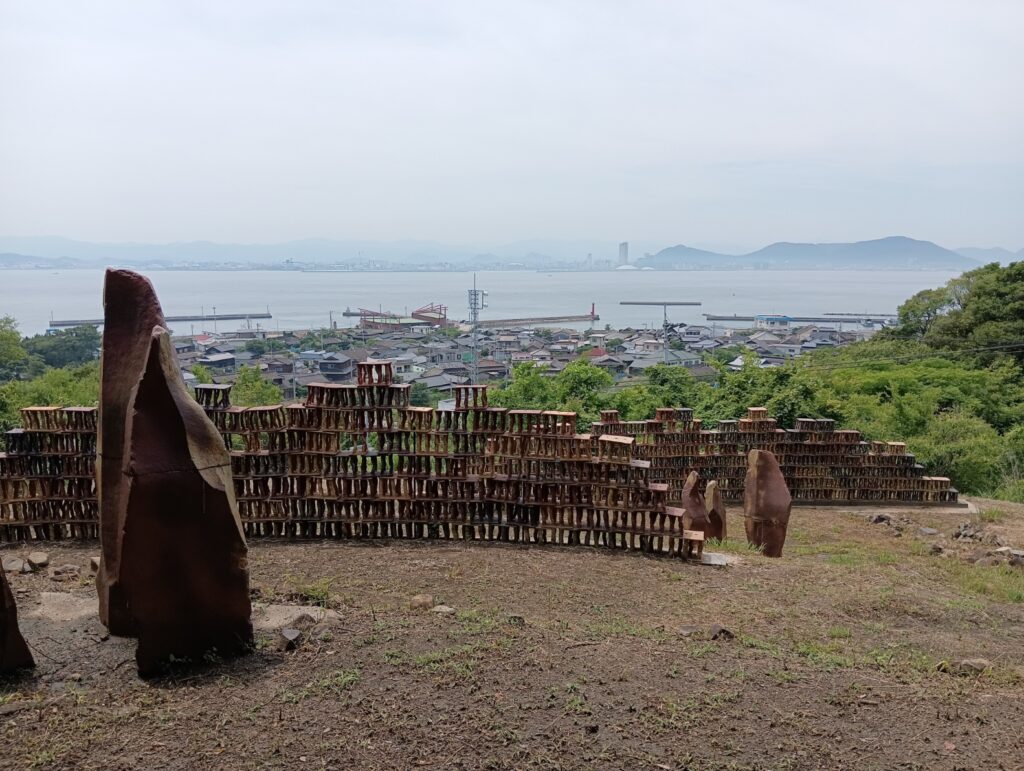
[1,268,960,336]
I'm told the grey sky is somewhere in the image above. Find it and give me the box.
[1,0,1021,251]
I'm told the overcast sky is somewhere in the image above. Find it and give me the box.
[1,0,1021,251]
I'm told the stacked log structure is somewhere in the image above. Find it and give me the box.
[0,371,959,543]
[0,407,98,541]
[591,407,957,504]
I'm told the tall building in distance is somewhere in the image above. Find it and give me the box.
[618,241,629,266]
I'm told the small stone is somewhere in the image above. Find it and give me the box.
[50,564,81,581]
[2,557,26,573]
[286,613,318,631]
[993,547,1012,554]
[700,552,731,567]
[929,544,944,555]
[430,605,456,615]
[975,556,1003,567]
[709,624,734,641]
[955,658,991,676]
[869,514,891,525]
[68,673,82,682]
[1009,556,1024,568]
[409,593,435,610]
[89,556,100,574]
[917,527,939,537]
[275,628,303,652]
[308,623,334,642]
[27,552,49,570]
[506,615,525,628]
[677,625,701,637]
[1010,549,1024,558]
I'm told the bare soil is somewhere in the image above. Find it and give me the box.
[2,500,1024,770]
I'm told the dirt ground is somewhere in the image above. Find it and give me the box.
[2,500,1024,771]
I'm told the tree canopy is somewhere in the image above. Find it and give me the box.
[230,365,282,406]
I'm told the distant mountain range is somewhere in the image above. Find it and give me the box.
[636,237,996,271]
[0,236,660,267]
[954,246,1024,263]
[0,235,1018,271]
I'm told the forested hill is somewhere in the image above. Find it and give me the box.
[638,236,976,270]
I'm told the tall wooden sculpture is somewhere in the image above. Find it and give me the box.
[705,479,727,541]
[743,449,792,557]
[0,569,33,672]
[680,471,710,559]
[97,269,252,676]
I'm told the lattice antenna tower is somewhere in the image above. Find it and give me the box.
[468,274,488,384]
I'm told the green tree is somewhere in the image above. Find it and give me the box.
[245,339,269,357]
[410,382,431,407]
[231,365,282,406]
[885,262,1024,366]
[489,363,555,410]
[190,364,214,384]
[0,362,99,432]
[553,359,612,425]
[889,287,953,339]
[907,412,1004,494]
[0,316,39,381]
[22,324,100,369]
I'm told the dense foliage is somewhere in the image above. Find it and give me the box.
[230,365,283,406]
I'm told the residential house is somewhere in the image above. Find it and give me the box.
[195,351,236,372]
[318,352,356,382]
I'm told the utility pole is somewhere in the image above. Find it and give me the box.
[619,301,703,364]
[467,274,487,385]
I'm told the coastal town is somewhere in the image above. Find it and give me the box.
[173,306,883,401]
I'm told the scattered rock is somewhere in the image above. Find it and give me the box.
[993,546,1012,554]
[929,544,944,555]
[275,628,303,652]
[1009,556,1024,569]
[409,593,435,610]
[1011,549,1024,558]
[954,658,991,676]
[700,552,734,567]
[677,625,701,637]
[2,557,26,574]
[308,623,334,642]
[0,701,33,716]
[68,673,82,682]
[869,513,891,525]
[974,556,1003,568]
[709,624,734,641]
[506,615,525,628]
[89,556,101,574]
[27,552,49,570]
[917,527,939,537]
[430,605,456,615]
[954,522,998,543]
[286,612,318,631]
[963,548,990,563]
[955,522,979,540]
[49,564,81,581]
